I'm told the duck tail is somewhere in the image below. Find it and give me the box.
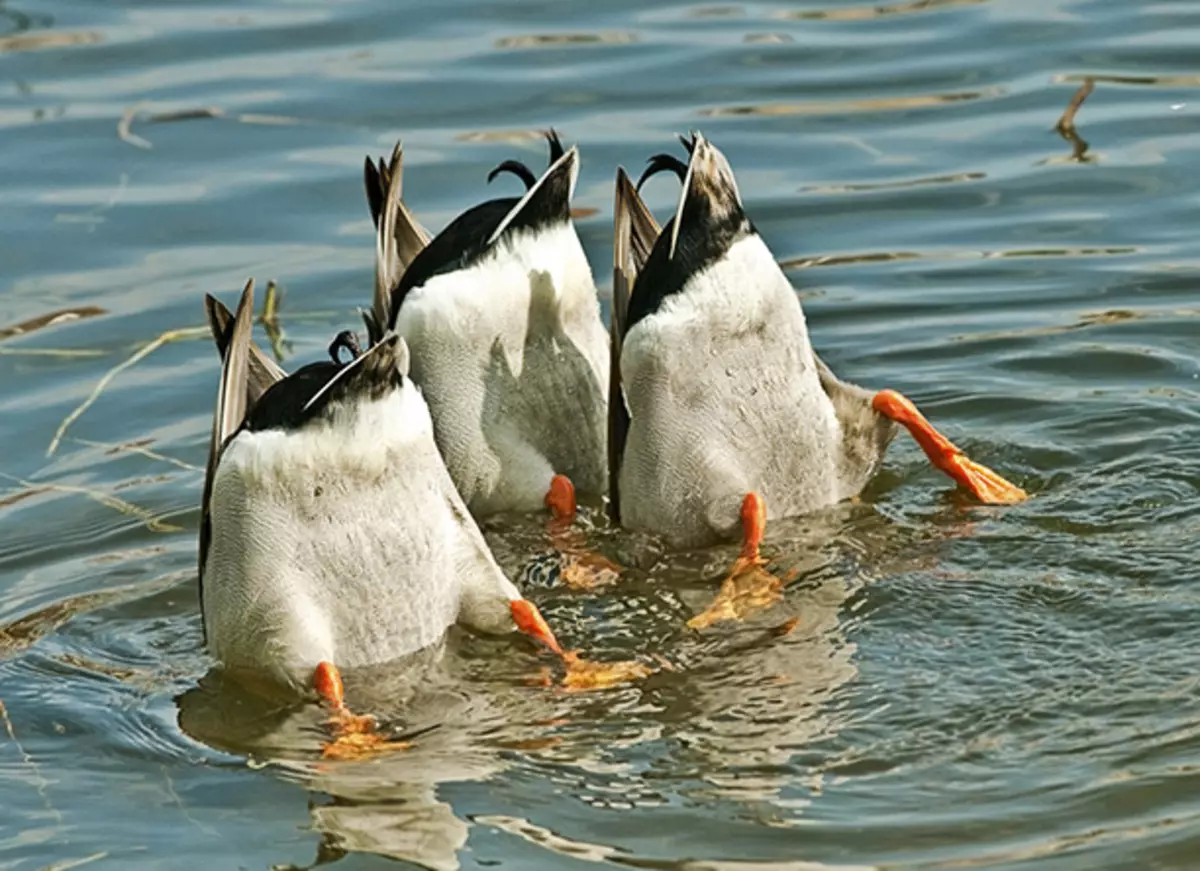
[301,332,410,419]
[486,135,579,247]
[667,132,747,262]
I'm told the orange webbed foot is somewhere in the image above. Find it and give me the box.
[558,552,621,591]
[688,561,785,629]
[313,661,410,761]
[941,454,1029,504]
[689,492,787,629]
[551,524,622,592]
[321,734,412,761]
[872,389,1027,505]
[560,650,654,692]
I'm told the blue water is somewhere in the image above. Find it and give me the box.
[3,0,1200,868]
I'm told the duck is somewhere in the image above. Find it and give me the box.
[360,132,609,526]
[199,277,563,753]
[607,133,1025,581]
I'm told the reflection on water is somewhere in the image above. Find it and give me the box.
[743,33,795,44]
[476,814,880,870]
[494,31,638,49]
[775,0,988,22]
[0,30,98,53]
[116,106,308,152]
[178,652,508,870]
[172,511,877,869]
[0,306,107,340]
[1063,73,1200,89]
[780,245,1140,272]
[699,88,1002,118]
[4,0,1200,867]
[803,171,987,195]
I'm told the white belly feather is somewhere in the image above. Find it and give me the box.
[203,383,512,688]
[396,222,608,516]
[619,235,846,549]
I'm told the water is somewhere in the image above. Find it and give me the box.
[3,0,1200,868]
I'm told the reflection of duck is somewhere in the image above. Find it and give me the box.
[177,672,478,871]
[361,133,609,525]
[672,564,858,806]
[293,688,517,871]
[608,133,1025,571]
[198,279,562,747]
[176,643,552,871]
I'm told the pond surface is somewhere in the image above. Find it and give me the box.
[3,0,1200,869]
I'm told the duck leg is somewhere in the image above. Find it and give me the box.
[545,473,577,524]
[689,493,787,629]
[514,593,654,691]
[312,661,411,760]
[543,474,621,591]
[735,490,767,569]
[510,599,565,655]
[872,390,1027,504]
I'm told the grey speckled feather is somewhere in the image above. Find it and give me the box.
[612,134,895,548]
[378,138,609,516]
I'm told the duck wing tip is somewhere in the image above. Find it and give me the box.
[608,169,653,526]
[215,281,254,444]
[364,155,385,229]
[205,280,286,401]
[371,139,433,337]
[615,167,661,274]
[200,279,255,581]
[203,292,226,351]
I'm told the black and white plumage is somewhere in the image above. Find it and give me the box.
[199,280,532,694]
[608,134,895,548]
[362,132,609,517]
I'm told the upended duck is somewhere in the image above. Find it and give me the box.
[608,134,1025,620]
[361,132,608,526]
[199,280,564,756]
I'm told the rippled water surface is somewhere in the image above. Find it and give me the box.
[3,0,1200,868]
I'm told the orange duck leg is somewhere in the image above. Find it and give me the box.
[689,493,787,630]
[513,595,651,691]
[872,390,1027,504]
[543,474,621,591]
[313,661,411,761]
